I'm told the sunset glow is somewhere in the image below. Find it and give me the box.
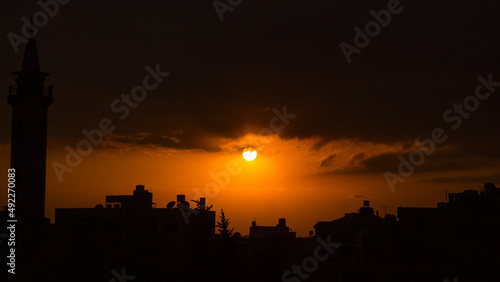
[1,2,500,279]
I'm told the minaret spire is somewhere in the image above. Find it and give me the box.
[30,14,34,39]
[21,37,41,73]
[7,36,53,280]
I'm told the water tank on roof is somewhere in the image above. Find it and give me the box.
[278,218,286,227]
[177,194,185,203]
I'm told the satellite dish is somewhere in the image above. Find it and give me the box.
[167,201,176,209]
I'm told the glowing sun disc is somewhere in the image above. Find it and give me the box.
[243,149,257,161]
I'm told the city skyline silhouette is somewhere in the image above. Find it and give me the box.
[1,1,500,281]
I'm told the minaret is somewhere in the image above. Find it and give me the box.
[8,35,52,278]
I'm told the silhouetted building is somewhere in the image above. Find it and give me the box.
[249,218,296,239]
[8,36,53,280]
[313,200,399,273]
[397,183,500,280]
[443,182,500,207]
[55,185,215,238]
[483,182,500,198]
[105,184,154,210]
[314,201,396,244]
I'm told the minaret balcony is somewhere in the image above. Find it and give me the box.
[8,85,53,97]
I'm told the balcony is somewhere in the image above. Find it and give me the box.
[8,85,53,96]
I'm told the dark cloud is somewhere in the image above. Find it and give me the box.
[102,131,224,153]
[348,153,367,166]
[1,0,499,166]
[418,173,500,185]
[350,194,367,200]
[326,152,400,175]
[311,139,330,151]
[323,147,500,176]
[320,154,337,168]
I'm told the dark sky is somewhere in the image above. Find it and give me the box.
[2,0,500,182]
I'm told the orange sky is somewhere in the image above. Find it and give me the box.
[2,0,500,238]
[0,133,483,237]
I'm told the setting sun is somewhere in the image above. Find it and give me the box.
[242,149,257,161]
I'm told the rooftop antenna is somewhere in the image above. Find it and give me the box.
[30,14,34,38]
[445,189,448,203]
[381,205,390,216]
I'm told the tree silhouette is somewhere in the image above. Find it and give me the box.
[216,209,233,239]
